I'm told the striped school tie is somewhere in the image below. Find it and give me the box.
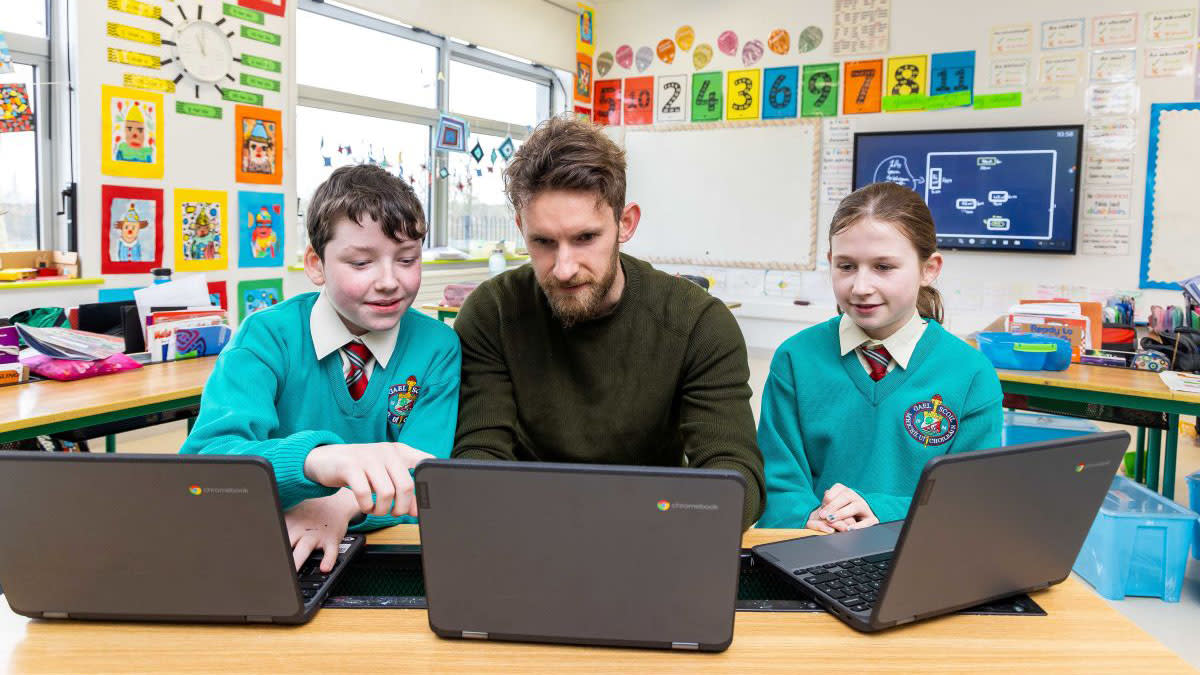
[860,344,892,382]
[343,340,371,400]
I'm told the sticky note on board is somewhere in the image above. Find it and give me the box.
[881,94,928,112]
[926,90,972,110]
[974,92,1022,109]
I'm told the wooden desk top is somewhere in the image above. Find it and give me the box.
[0,357,215,434]
[0,526,1187,673]
[422,300,743,314]
[997,363,1200,405]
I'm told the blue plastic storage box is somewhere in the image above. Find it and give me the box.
[1001,411,1099,447]
[977,332,1071,371]
[1189,470,1200,558]
[1072,475,1198,602]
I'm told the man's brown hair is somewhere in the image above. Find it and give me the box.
[306,164,426,259]
[504,115,626,222]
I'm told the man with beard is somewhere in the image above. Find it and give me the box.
[452,116,764,529]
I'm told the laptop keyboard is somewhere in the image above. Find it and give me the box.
[297,536,359,606]
[792,552,892,613]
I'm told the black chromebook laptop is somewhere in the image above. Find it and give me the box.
[753,431,1128,632]
[415,460,746,651]
[0,452,363,624]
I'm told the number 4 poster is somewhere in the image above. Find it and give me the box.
[842,59,882,114]
[691,71,723,122]
[656,74,687,123]
[623,76,653,125]
[802,63,839,117]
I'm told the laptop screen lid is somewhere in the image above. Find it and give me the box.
[415,460,745,651]
[0,452,302,622]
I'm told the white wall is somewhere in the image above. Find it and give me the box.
[594,0,1192,349]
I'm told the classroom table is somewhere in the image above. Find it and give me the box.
[996,364,1200,499]
[0,525,1187,673]
[0,357,214,449]
[421,300,743,323]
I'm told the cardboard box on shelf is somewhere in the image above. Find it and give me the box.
[0,250,80,279]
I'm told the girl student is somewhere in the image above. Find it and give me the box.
[757,181,1002,531]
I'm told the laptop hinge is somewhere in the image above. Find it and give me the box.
[246,616,273,623]
[672,642,700,650]
[42,611,69,619]
[462,631,488,640]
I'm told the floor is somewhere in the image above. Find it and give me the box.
[107,347,1200,668]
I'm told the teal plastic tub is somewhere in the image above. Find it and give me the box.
[1073,475,1198,602]
[1001,411,1099,446]
[1189,470,1200,558]
[977,332,1071,371]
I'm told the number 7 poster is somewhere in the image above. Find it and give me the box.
[842,59,882,114]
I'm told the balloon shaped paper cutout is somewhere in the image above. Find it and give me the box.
[635,46,653,72]
[768,29,790,55]
[657,39,676,64]
[717,30,738,56]
[742,39,764,66]
[596,51,614,76]
[797,26,823,53]
[693,43,713,70]
[676,25,695,51]
[615,45,634,69]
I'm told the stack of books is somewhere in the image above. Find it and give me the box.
[145,308,231,362]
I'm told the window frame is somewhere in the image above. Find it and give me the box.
[296,0,564,251]
[3,24,55,251]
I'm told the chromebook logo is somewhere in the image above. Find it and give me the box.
[657,500,671,511]
[188,485,203,496]
[1075,463,1085,473]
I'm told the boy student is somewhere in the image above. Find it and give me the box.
[181,164,461,571]
[452,116,765,529]
[758,181,1002,531]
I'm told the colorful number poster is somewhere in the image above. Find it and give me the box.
[101,185,163,274]
[801,63,839,117]
[1041,18,1085,50]
[1092,13,1138,46]
[656,74,687,123]
[574,52,593,104]
[207,281,228,310]
[577,2,595,56]
[929,51,975,104]
[175,189,228,272]
[886,54,927,96]
[237,191,284,268]
[762,66,798,119]
[690,72,723,122]
[725,69,761,120]
[238,0,286,17]
[0,83,33,133]
[623,76,653,125]
[592,79,621,125]
[101,85,163,179]
[234,105,282,184]
[238,278,283,323]
[842,59,882,114]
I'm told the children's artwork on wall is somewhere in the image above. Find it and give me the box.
[238,0,286,17]
[234,105,282,184]
[0,32,14,75]
[238,277,283,322]
[174,188,228,272]
[101,85,164,179]
[574,52,593,103]
[0,84,33,133]
[101,185,163,274]
[237,190,284,267]
[207,281,228,310]
[576,3,594,56]
[435,114,469,152]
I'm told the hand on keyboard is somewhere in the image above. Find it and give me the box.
[303,442,432,517]
[285,489,360,572]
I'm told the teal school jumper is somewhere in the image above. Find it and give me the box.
[180,293,461,530]
[757,317,1002,527]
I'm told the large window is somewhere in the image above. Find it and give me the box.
[297,0,564,259]
[0,64,39,251]
[7,0,47,37]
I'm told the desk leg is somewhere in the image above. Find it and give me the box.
[105,434,116,453]
[1135,427,1146,483]
[187,416,196,433]
[1163,414,1178,500]
[1146,427,1162,492]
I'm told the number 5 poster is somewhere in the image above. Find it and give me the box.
[592,79,621,126]
[842,59,882,114]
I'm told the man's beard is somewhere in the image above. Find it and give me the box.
[539,245,619,328]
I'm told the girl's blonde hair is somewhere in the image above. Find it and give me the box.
[829,181,943,323]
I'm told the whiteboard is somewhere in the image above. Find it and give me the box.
[1141,103,1200,290]
[619,120,821,270]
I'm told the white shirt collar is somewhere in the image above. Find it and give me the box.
[838,310,927,369]
[310,289,400,368]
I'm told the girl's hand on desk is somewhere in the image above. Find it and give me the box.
[817,483,879,531]
[285,489,360,572]
[303,442,434,518]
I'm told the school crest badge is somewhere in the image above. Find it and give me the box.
[387,375,421,428]
[902,394,958,446]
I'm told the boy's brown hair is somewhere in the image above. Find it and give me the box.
[504,115,627,222]
[306,164,426,259]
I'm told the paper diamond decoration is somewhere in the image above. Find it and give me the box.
[435,114,469,153]
[470,141,484,163]
[498,136,515,160]
[438,167,449,179]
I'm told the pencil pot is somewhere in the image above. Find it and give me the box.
[1072,475,1197,602]
[977,332,1071,371]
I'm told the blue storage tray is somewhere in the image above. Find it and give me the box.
[977,332,1071,371]
[1001,411,1099,447]
[1189,470,1200,559]
[1073,475,1198,602]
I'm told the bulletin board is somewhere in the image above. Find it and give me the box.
[1140,102,1200,290]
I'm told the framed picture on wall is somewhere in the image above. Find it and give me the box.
[238,277,283,322]
[174,188,229,272]
[237,191,285,268]
[101,85,164,179]
[235,105,282,184]
[101,185,163,274]
[207,281,228,310]
[238,0,286,17]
